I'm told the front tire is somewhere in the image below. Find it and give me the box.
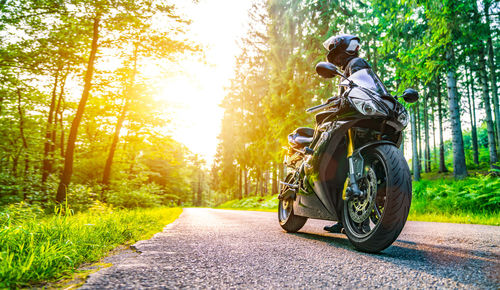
[278,174,307,232]
[342,144,412,253]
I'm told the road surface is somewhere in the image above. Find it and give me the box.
[81,208,499,289]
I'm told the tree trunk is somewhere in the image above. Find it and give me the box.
[57,15,100,202]
[41,67,60,183]
[52,72,67,158]
[197,170,202,206]
[16,89,29,199]
[445,45,468,179]
[60,107,65,158]
[467,65,479,165]
[102,43,138,189]
[16,89,28,174]
[484,1,500,148]
[437,77,448,172]
[423,92,431,172]
[255,171,260,196]
[416,104,422,173]
[411,106,420,181]
[244,169,248,197]
[271,163,278,195]
[102,100,128,188]
[264,170,269,196]
[431,93,437,169]
[478,45,498,165]
[238,166,242,199]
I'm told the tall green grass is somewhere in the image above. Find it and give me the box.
[0,202,182,287]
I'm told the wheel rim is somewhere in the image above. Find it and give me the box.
[279,198,293,223]
[279,174,296,224]
[345,152,387,239]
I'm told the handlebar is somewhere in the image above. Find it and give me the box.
[306,103,329,113]
[305,97,341,113]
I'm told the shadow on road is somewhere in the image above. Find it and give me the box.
[291,231,499,287]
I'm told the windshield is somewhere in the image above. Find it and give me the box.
[340,68,390,96]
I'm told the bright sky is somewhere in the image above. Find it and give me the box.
[154,0,254,164]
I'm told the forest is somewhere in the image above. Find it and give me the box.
[212,0,500,203]
[0,0,499,286]
[0,0,210,209]
[0,0,498,209]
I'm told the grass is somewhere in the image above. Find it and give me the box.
[217,195,279,210]
[407,211,500,225]
[217,174,499,226]
[0,202,182,288]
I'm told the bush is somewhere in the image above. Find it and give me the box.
[106,183,162,208]
[67,184,100,212]
[218,195,278,209]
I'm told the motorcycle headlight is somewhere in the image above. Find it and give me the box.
[397,109,409,127]
[351,98,387,117]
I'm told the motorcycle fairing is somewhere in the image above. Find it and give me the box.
[294,120,358,221]
[294,117,401,221]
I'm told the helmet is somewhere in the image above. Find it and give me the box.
[323,34,360,68]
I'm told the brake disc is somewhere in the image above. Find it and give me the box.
[348,167,377,223]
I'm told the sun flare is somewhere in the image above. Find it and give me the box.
[146,0,253,164]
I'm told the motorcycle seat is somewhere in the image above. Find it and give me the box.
[288,127,314,148]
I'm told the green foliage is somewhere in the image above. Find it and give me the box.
[412,174,500,213]
[106,183,163,209]
[0,0,202,207]
[218,195,278,210]
[0,202,44,225]
[0,205,182,287]
[67,184,100,212]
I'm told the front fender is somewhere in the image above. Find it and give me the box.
[350,140,397,180]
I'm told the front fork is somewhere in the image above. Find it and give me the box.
[342,128,363,200]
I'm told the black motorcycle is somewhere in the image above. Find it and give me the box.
[278,62,418,253]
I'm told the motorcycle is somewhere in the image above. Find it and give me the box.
[278,62,419,253]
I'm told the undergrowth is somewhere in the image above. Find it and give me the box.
[217,174,499,226]
[0,203,182,288]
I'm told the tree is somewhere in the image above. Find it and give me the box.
[56,13,100,202]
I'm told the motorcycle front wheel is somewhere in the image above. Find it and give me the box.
[342,144,412,253]
[278,174,307,232]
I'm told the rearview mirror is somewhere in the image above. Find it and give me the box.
[315,62,340,78]
[402,88,419,103]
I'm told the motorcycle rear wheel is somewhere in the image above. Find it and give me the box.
[278,174,307,232]
[342,144,412,253]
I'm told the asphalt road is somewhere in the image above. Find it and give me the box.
[81,208,499,289]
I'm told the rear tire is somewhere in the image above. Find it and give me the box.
[342,144,412,253]
[278,174,307,232]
